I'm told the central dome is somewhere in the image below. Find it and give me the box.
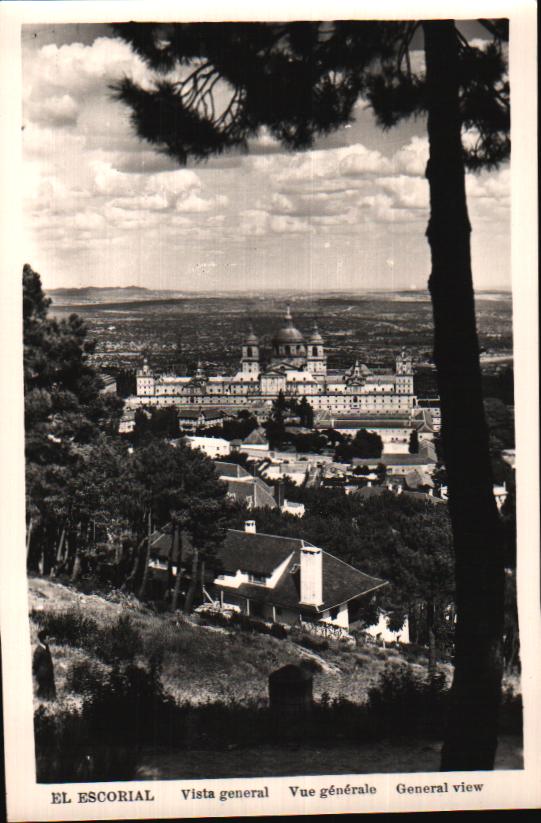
[272,306,305,345]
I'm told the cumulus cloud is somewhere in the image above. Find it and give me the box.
[392,136,429,177]
[29,94,80,127]
[239,209,269,236]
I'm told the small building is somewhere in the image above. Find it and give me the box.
[214,460,278,510]
[118,408,136,434]
[317,414,415,454]
[178,408,231,432]
[352,441,437,477]
[184,435,231,459]
[240,427,270,452]
[99,373,117,395]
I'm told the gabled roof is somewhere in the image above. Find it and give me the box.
[215,531,386,613]
[242,427,268,445]
[223,477,278,510]
[214,460,250,479]
[148,525,387,613]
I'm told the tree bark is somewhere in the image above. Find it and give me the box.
[183,546,199,614]
[138,510,153,600]
[171,528,187,612]
[125,533,148,588]
[422,20,505,771]
[426,599,437,680]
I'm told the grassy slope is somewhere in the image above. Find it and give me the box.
[28,576,436,706]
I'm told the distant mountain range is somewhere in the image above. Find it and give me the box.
[47,286,179,305]
[46,285,512,307]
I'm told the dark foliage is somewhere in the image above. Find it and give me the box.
[110,21,508,171]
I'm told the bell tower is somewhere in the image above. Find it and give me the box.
[306,321,326,375]
[241,324,260,376]
[395,348,414,394]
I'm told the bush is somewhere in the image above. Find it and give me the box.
[499,686,523,735]
[34,700,138,783]
[365,663,448,738]
[295,633,329,652]
[98,614,143,663]
[270,622,288,639]
[65,660,108,696]
[32,609,143,664]
[31,608,100,649]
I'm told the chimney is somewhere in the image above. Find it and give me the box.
[428,488,433,497]
[300,543,323,607]
[397,485,403,495]
[244,520,256,534]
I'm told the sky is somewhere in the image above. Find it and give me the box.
[21,22,511,293]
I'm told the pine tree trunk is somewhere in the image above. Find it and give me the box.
[422,20,505,771]
[125,533,148,588]
[138,510,153,600]
[183,546,199,614]
[426,599,437,680]
[171,528,187,612]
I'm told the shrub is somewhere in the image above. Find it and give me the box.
[365,663,448,738]
[295,633,329,652]
[270,622,288,639]
[34,701,137,783]
[299,657,323,673]
[97,614,143,663]
[31,608,99,649]
[499,686,523,735]
[65,660,108,696]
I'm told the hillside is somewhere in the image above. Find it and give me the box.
[28,576,434,706]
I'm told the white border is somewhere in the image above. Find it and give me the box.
[1,1,539,819]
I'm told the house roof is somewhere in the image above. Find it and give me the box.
[333,419,412,430]
[149,525,387,613]
[379,453,436,466]
[178,408,228,421]
[214,460,250,479]
[215,530,386,613]
[242,427,268,445]
[223,477,278,509]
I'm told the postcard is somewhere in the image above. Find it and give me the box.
[0,0,539,819]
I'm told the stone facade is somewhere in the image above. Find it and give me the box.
[133,307,417,416]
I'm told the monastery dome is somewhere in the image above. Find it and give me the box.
[244,323,259,345]
[272,306,305,344]
[308,321,323,344]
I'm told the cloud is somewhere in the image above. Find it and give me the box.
[239,209,269,236]
[24,37,154,103]
[29,94,79,127]
[378,175,429,210]
[270,215,315,234]
[392,136,429,177]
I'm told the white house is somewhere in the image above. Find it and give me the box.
[184,435,231,459]
[147,521,387,636]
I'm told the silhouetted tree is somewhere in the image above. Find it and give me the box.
[409,430,420,454]
[111,19,510,769]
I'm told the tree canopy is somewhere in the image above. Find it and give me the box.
[111,21,508,170]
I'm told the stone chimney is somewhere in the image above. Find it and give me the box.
[244,520,256,534]
[299,543,323,607]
